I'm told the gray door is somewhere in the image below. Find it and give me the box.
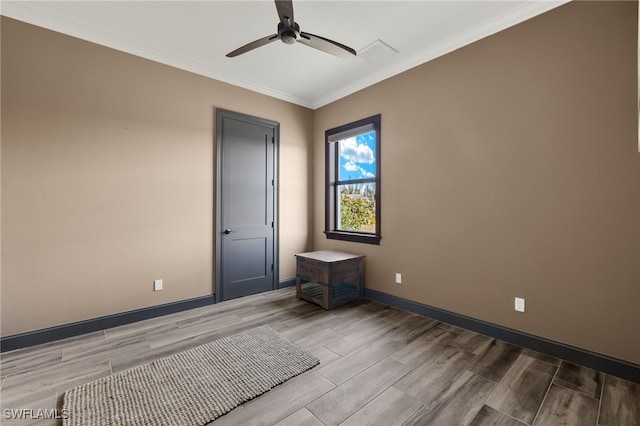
[216,109,278,301]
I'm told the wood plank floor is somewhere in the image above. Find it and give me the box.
[1,287,638,425]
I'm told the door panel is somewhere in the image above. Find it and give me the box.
[216,110,278,301]
[231,237,268,282]
[224,236,269,300]
[227,129,269,226]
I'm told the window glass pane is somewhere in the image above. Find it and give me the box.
[337,183,376,233]
[338,131,376,181]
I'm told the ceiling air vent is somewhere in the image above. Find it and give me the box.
[358,39,398,65]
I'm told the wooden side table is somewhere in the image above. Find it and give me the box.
[295,250,364,310]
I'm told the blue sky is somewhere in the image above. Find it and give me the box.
[339,131,376,180]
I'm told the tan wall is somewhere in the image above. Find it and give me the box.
[314,1,640,364]
[0,17,314,336]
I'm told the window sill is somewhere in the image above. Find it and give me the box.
[324,230,381,245]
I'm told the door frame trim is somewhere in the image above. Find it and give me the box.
[215,108,280,302]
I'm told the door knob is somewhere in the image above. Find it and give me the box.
[223,229,236,234]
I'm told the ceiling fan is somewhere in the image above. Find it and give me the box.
[226,0,356,58]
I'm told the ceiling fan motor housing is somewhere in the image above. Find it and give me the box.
[278,21,300,44]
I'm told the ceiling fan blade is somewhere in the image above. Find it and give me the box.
[226,34,279,57]
[275,0,295,24]
[298,32,356,58]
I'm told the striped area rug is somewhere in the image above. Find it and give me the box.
[62,325,319,426]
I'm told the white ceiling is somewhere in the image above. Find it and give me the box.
[1,0,568,109]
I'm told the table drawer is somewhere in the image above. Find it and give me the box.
[297,258,329,283]
[330,261,360,284]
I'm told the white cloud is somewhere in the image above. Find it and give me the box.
[340,137,375,164]
[343,159,374,178]
[343,160,360,172]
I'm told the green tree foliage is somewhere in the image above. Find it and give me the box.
[340,186,375,231]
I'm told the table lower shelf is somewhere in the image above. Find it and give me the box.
[297,279,361,310]
[300,281,357,298]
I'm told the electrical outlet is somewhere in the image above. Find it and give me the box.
[395,273,402,284]
[154,279,163,291]
[515,297,525,312]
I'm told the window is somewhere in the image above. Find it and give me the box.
[325,114,381,244]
